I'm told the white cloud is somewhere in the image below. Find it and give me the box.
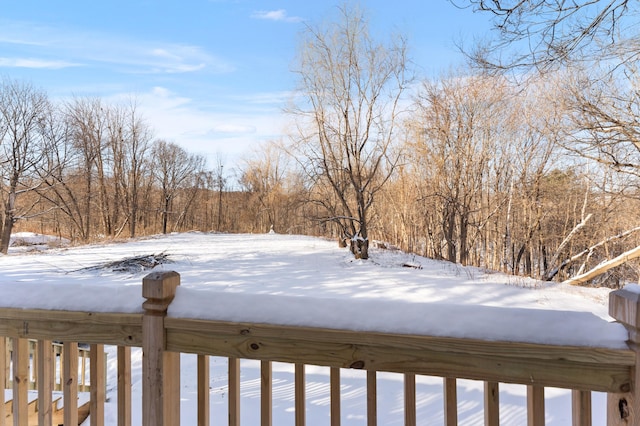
[0,57,80,69]
[0,20,234,75]
[208,124,257,134]
[251,9,302,23]
[130,87,290,166]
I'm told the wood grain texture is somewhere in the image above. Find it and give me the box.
[0,308,142,346]
[261,360,272,426]
[118,346,132,426]
[330,367,340,426]
[197,354,210,426]
[444,377,457,426]
[37,340,53,426]
[229,357,240,426]
[13,338,29,426]
[527,385,544,426]
[484,381,499,426]
[164,318,633,393]
[295,363,305,426]
[571,390,591,426]
[0,337,5,425]
[404,373,416,426]
[90,344,106,426]
[63,342,79,426]
[366,370,377,426]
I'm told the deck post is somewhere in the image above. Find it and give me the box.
[608,288,640,425]
[142,271,181,426]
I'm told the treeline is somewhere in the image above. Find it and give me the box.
[0,78,323,246]
[240,71,640,287]
[3,68,640,287]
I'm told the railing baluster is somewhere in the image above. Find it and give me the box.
[4,339,8,391]
[81,347,88,391]
[197,354,209,426]
[57,343,63,392]
[295,363,305,426]
[29,340,36,390]
[571,390,591,426]
[13,337,28,425]
[0,337,5,426]
[37,340,53,426]
[330,367,340,426]
[229,357,240,426]
[261,360,272,426]
[404,373,416,426]
[484,381,499,426]
[527,385,545,426]
[444,377,458,426]
[367,370,377,426]
[63,341,79,426]
[117,346,132,426]
[90,343,106,426]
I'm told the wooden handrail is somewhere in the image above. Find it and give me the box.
[163,317,633,393]
[0,308,142,345]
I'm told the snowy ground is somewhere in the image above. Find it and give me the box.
[1,231,628,425]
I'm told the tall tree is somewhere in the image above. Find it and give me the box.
[411,73,516,265]
[239,141,297,233]
[0,79,50,253]
[291,3,410,259]
[151,139,205,234]
[452,1,640,284]
[110,100,152,238]
[64,97,109,239]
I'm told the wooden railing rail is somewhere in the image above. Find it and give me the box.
[163,317,634,392]
[0,271,636,425]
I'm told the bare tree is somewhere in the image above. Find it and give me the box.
[560,65,640,181]
[453,0,638,71]
[0,79,50,253]
[450,1,640,284]
[36,100,90,240]
[290,3,410,259]
[411,73,517,265]
[64,97,110,239]
[239,141,298,234]
[212,154,227,232]
[110,100,152,238]
[151,139,205,234]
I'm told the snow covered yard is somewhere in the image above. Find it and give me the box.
[0,231,629,425]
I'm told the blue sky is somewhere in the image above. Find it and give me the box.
[0,1,492,167]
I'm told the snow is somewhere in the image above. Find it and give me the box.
[0,231,628,425]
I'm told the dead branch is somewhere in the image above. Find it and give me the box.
[543,213,592,281]
[563,244,640,286]
[545,225,640,282]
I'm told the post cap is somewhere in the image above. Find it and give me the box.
[142,270,180,301]
[610,287,640,328]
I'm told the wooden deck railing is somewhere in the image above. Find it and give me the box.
[0,270,637,425]
[4,339,101,392]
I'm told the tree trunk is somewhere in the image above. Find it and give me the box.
[445,205,457,263]
[543,213,592,281]
[351,237,369,260]
[459,214,469,266]
[0,193,16,254]
[563,245,640,286]
[162,197,170,235]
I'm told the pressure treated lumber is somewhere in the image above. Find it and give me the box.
[165,317,633,393]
